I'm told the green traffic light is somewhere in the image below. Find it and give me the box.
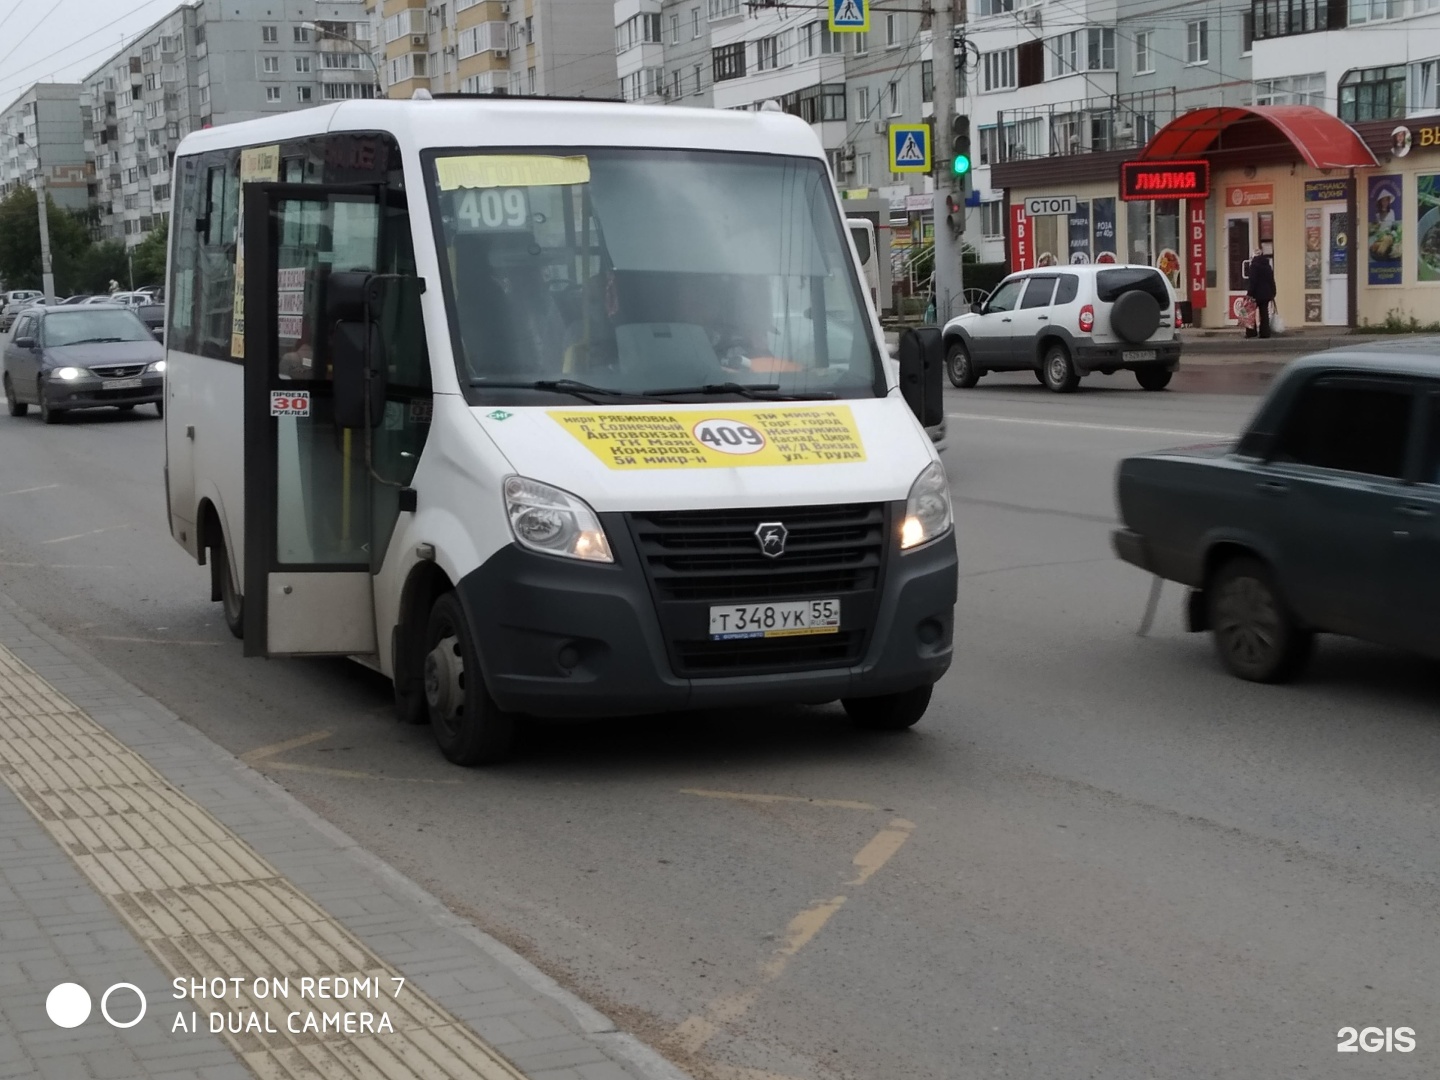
[952,154,971,176]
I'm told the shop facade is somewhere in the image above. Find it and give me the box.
[988,105,1440,330]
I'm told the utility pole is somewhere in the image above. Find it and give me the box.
[19,133,56,303]
[930,1,963,324]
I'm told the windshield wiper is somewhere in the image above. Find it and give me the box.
[65,337,129,345]
[470,378,647,405]
[642,382,835,401]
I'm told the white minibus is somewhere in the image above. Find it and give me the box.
[163,97,956,765]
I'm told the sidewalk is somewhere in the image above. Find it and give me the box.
[0,592,689,1080]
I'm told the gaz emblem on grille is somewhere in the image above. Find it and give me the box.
[755,522,788,558]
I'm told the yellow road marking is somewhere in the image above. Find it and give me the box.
[680,788,879,811]
[241,730,335,764]
[242,729,461,785]
[0,644,522,1079]
[757,896,846,982]
[91,635,222,646]
[847,818,916,885]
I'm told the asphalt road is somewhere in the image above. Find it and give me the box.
[1,372,1438,1080]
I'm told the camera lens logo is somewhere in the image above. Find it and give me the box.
[46,983,146,1029]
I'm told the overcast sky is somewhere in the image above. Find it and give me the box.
[0,0,183,113]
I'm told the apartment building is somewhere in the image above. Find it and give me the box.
[0,83,91,215]
[84,0,370,247]
[368,0,617,99]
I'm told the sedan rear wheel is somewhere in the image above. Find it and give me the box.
[1207,557,1313,683]
[1041,343,1079,393]
[3,375,25,418]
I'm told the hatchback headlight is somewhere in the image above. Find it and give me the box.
[53,367,85,381]
[900,461,953,551]
[147,360,166,373]
[503,477,613,562]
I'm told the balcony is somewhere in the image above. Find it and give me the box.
[992,88,1178,162]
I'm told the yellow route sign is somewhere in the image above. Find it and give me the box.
[549,407,867,470]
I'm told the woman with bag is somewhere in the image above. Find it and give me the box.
[1246,249,1276,338]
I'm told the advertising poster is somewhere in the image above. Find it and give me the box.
[1305,293,1322,323]
[1009,204,1031,271]
[1418,175,1440,282]
[1304,207,1322,289]
[231,145,282,358]
[1068,201,1091,263]
[1367,174,1402,286]
[1330,212,1350,275]
[1092,198,1117,262]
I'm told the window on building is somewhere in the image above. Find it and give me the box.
[324,82,377,100]
[152,183,169,201]
[983,48,1017,91]
[1411,58,1440,113]
[1339,65,1407,120]
[1254,0,1337,40]
[712,42,746,81]
[1242,11,1254,53]
[143,46,154,62]
[777,82,845,123]
[295,56,311,73]
[1186,20,1209,63]
[922,59,933,102]
[974,0,1016,13]
[297,86,312,102]
[888,81,899,115]
[265,86,281,102]
[855,85,870,118]
[293,25,310,43]
[856,152,871,186]
[196,86,208,106]
[1087,28,1115,70]
[262,25,278,43]
[671,14,680,42]
[757,36,779,70]
[853,30,868,53]
[693,7,701,37]
[525,15,533,42]
[886,13,897,45]
[615,13,662,53]
[1049,32,1078,77]
[527,66,535,93]
[692,63,703,93]
[1349,0,1403,23]
[145,73,158,90]
[324,52,362,68]
[1254,72,1326,105]
[166,122,179,137]
[982,201,1004,238]
[1134,30,1153,73]
[709,0,741,18]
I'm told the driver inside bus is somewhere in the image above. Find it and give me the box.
[454,232,567,382]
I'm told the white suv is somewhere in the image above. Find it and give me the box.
[941,264,1181,393]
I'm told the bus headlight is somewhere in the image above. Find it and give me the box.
[503,476,613,563]
[900,461,952,551]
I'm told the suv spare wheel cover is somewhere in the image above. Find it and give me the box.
[1109,289,1161,344]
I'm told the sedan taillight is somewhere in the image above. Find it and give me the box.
[1078,304,1095,333]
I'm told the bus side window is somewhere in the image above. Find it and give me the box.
[196,152,240,361]
[168,156,202,355]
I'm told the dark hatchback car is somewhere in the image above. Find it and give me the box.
[1113,341,1440,682]
[3,305,165,423]
[135,302,165,344]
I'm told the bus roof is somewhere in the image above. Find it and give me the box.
[175,98,828,164]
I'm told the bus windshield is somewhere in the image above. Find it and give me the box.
[426,148,882,401]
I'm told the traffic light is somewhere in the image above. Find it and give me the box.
[950,114,972,179]
[945,193,965,234]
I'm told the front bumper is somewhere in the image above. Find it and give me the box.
[456,523,958,719]
[1111,528,1153,573]
[1074,340,1182,373]
[44,373,162,410]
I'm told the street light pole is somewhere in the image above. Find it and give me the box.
[301,21,383,95]
[17,134,56,302]
[931,2,962,325]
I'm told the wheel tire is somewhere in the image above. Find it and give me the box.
[38,384,62,424]
[423,592,516,766]
[1041,343,1079,393]
[1206,557,1314,683]
[154,400,164,418]
[1135,368,1173,391]
[1033,369,1046,386]
[3,375,25,417]
[211,539,244,640]
[842,684,933,731]
[945,341,979,389]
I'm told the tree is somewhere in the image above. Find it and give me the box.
[74,241,130,295]
[0,186,95,295]
[131,219,168,288]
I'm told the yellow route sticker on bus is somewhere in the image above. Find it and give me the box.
[549,407,867,470]
[436,155,590,191]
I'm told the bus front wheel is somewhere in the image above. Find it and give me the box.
[422,593,516,766]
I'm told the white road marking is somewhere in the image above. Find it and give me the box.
[39,524,131,545]
[0,483,60,497]
[947,411,1234,440]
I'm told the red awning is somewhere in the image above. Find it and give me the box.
[1138,106,1378,170]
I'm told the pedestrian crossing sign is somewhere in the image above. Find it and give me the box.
[829,0,869,32]
[889,124,931,173]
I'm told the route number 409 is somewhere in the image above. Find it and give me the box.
[1337,1026,1415,1052]
[457,188,528,230]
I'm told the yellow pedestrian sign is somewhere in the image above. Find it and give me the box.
[829,0,869,32]
[889,124,930,173]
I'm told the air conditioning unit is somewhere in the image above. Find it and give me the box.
[492,48,507,58]
[873,120,887,134]
[444,44,457,54]
[410,34,427,46]
[836,155,854,176]
[1021,8,1041,26]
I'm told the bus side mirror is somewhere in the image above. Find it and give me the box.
[326,271,387,430]
[898,326,944,428]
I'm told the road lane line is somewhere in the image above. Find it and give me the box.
[39,523,132,545]
[947,411,1234,439]
[0,643,525,1080]
[756,896,848,982]
[680,788,879,811]
[847,818,916,886]
[241,729,335,764]
[0,483,60,496]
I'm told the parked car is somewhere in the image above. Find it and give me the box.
[0,295,44,332]
[1112,340,1440,683]
[135,302,165,344]
[1,289,41,314]
[942,264,1181,393]
[3,305,165,423]
[58,295,96,305]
